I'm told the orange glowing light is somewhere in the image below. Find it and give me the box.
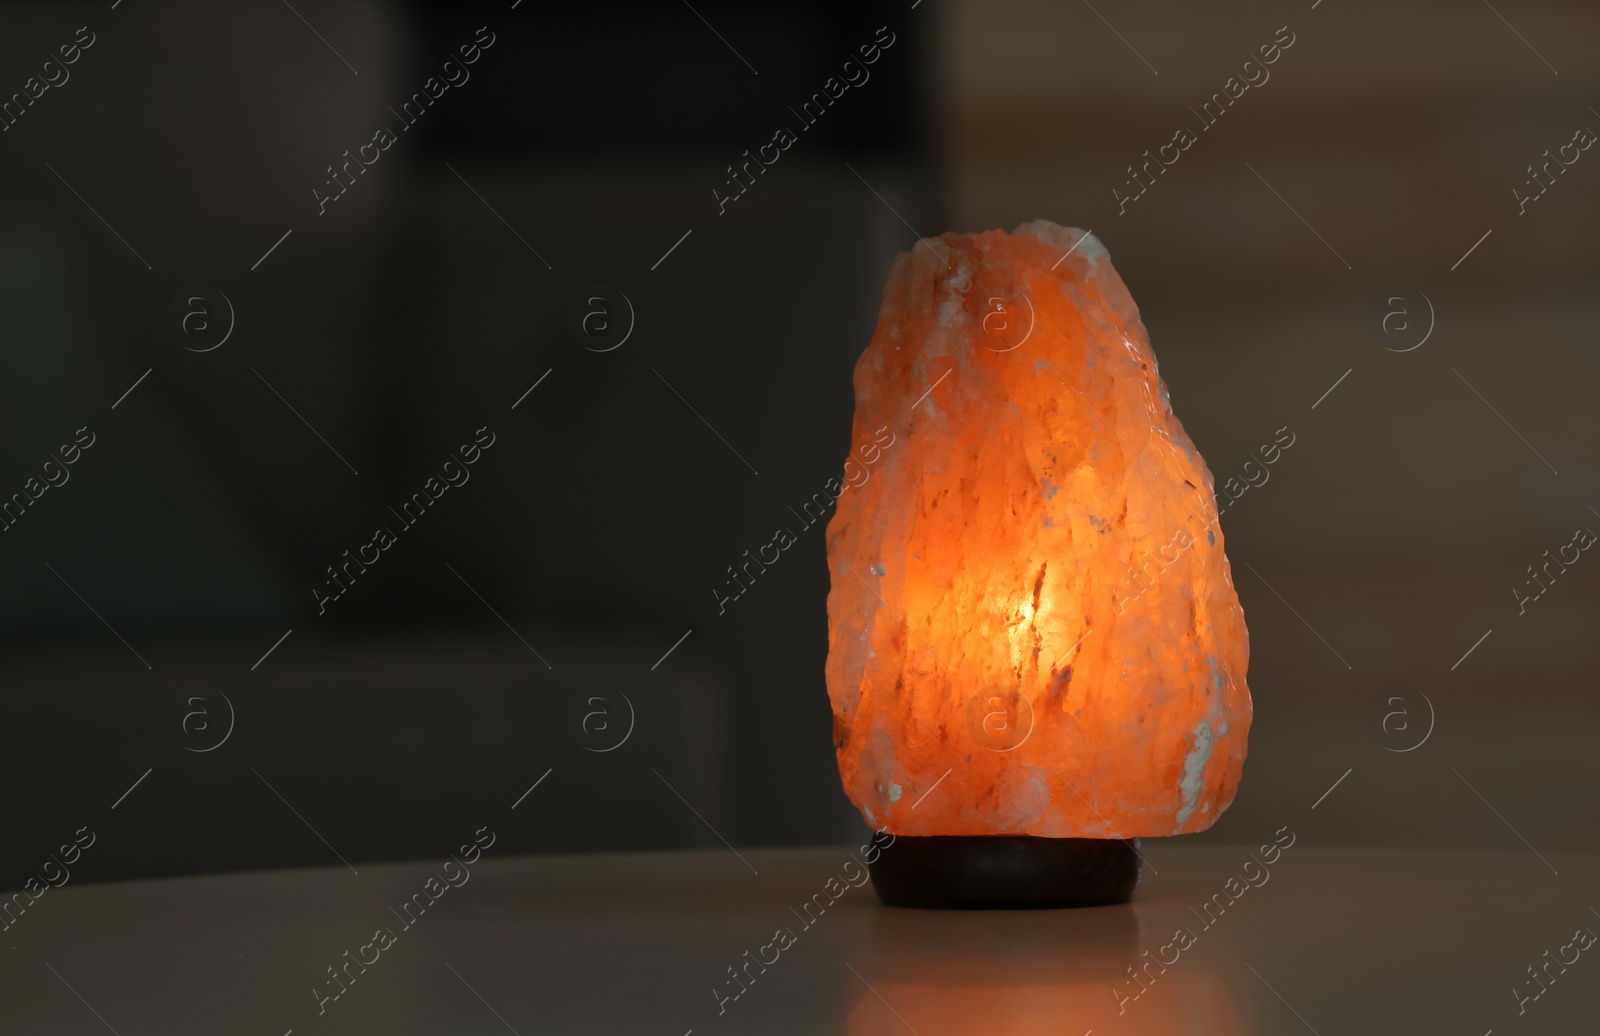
[825,222,1250,838]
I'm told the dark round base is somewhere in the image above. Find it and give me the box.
[867,835,1141,909]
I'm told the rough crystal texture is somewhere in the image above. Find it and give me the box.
[825,221,1250,838]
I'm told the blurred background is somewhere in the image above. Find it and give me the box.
[0,0,1596,887]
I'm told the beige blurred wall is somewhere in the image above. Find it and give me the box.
[930,0,1600,853]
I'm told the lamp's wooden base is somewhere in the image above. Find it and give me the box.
[867,835,1141,909]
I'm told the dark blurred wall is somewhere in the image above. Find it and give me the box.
[0,0,1596,888]
[0,0,933,883]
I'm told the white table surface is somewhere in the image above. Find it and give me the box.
[4,842,1596,1034]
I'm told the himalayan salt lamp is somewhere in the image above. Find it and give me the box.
[825,221,1250,908]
